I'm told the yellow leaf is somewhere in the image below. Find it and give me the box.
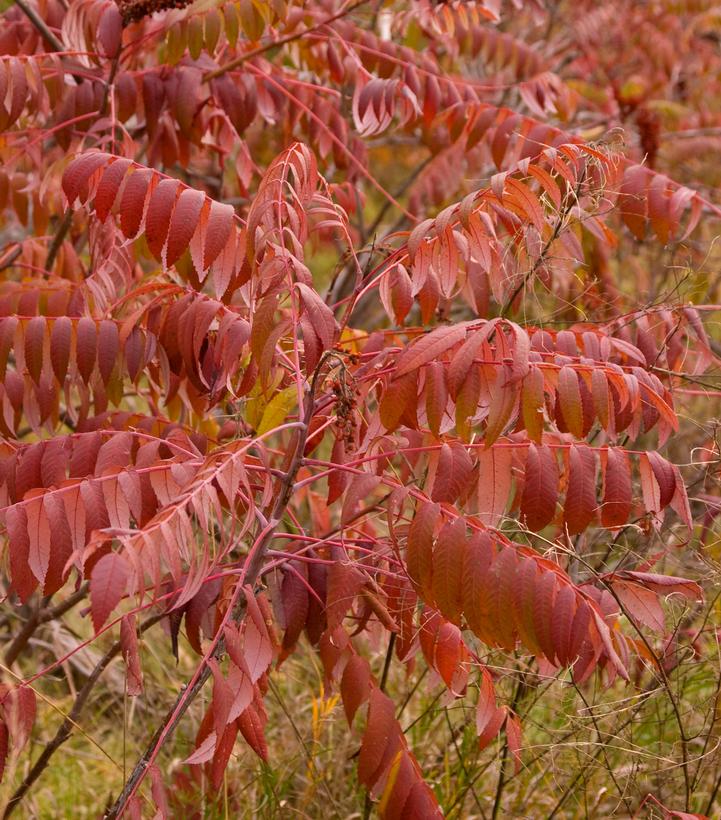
[378,750,405,816]
[256,386,297,435]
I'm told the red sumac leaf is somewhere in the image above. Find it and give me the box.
[521,443,558,530]
[550,583,576,666]
[25,495,50,584]
[94,158,132,222]
[563,445,597,535]
[612,570,703,601]
[24,317,46,384]
[431,518,465,624]
[76,318,97,384]
[600,448,632,528]
[478,704,507,751]
[358,688,397,788]
[90,552,130,632]
[341,654,371,725]
[406,501,438,604]
[533,570,558,663]
[243,587,273,682]
[97,4,123,58]
[521,365,545,442]
[296,283,338,350]
[237,700,268,761]
[97,320,119,386]
[485,364,517,446]
[4,685,36,749]
[119,168,152,239]
[505,712,523,775]
[211,720,239,789]
[611,581,665,632]
[6,505,37,602]
[420,609,468,693]
[63,152,112,205]
[647,451,676,509]
[184,730,217,765]
[475,667,500,738]
[50,317,72,384]
[145,179,180,261]
[424,361,447,438]
[149,764,170,818]
[429,441,471,504]
[461,532,496,645]
[166,188,205,267]
[557,366,583,438]
[325,562,364,630]
[639,452,662,519]
[477,444,513,527]
[396,323,468,377]
[203,200,235,270]
[380,372,417,432]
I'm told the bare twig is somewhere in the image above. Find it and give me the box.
[3,611,166,818]
[491,672,529,820]
[0,246,22,274]
[5,585,88,668]
[500,170,587,318]
[44,209,74,273]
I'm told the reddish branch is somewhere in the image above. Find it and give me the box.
[103,353,337,819]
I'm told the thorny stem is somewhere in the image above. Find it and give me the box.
[103,352,338,819]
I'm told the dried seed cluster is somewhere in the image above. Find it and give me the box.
[116,0,193,25]
[330,369,358,447]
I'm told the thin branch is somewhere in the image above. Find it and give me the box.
[5,585,88,668]
[44,208,74,273]
[3,611,165,818]
[0,246,22,274]
[13,0,64,51]
[444,708,486,819]
[104,352,339,819]
[203,0,371,83]
[491,672,528,820]
[363,632,396,820]
[500,169,587,318]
